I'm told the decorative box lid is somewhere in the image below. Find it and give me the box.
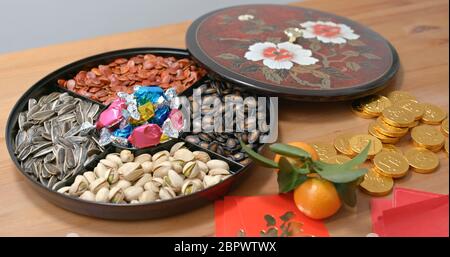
[186,4,399,101]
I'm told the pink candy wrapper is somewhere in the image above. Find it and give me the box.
[96,98,127,129]
[128,124,163,148]
[169,109,184,131]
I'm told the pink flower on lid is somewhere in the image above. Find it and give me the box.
[244,42,319,70]
[300,21,360,44]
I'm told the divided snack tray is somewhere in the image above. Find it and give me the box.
[6,48,253,220]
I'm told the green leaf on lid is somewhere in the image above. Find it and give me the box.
[278,157,308,193]
[269,144,312,159]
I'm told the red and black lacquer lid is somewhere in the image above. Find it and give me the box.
[186,4,399,101]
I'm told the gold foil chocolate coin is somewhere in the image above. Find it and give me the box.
[361,95,392,116]
[360,168,394,196]
[334,134,356,156]
[405,148,440,174]
[381,144,402,154]
[324,155,352,164]
[394,99,425,121]
[351,100,378,119]
[311,142,338,162]
[350,135,383,157]
[373,152,410,178]
[411,125,445,150]
[445,139,449,155]
[422,104,448,125]
[375,117,409,137]
[442,118,449,136]
[382,106,415,128]
[387,91,417,103]
[368,122,400,144]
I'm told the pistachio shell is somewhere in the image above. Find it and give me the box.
[182,179,203,195]
[109,187,125,204]
[144,182,161,193]
[170,142,186,156]
[112,180,132,191]
[206,160,229,171]
[164,170,184,192]
[153,161,172,178]
[83,171,97,184]
[130,200,140,204]
[159,186,176,200]
[89,177,109,194]
[193,151,211,163]
[171,161,183,173]
[69,175,89,196]
[182,161,200,179]
[152,177,165,187]
[106,169,120,184]
[119,162,143,182]
[203,175,221,188]
[196,161,209,173]
[124,186,144,202]
[174,149,194,163]
[106,154,123,167]
[152,151,170,162]
[208,168,231,176]
[153,155,169,167]
[94,163,108,179]
[57,186,71,194]
[135,154,152,164]
[135,174,152,188]
[139,191,158,203]
[95,187,110,203]
[198,171,206,180]
[141,161,153,173]
[100,159,119,169]
[120,150,134,163]
[79,191,95,202]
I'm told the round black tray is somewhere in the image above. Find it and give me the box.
[5,48,252,220]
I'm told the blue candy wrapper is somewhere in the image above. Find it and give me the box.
[150,104,171,126]
[134,86,166,106]
[112,124,133,138]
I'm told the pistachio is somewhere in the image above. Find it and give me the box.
[152,177,165,187]
[80,191,96,202]
[100,159,119,170]
[144,182,161,193]
[170,142,186,156]
[153,161,172,178]
[112,180,132,191]
[208,168,231,176]
[89,177,109,194]
[57,186,71,194]
[182,179,203,195]
[171,161,184,174]
[174,149,194,163]
[94,162,108,179]
[106,169,120,184]
[183,161,200,179]
[164,170,184,192]
[206,160,229,171]
[124,186,144,202]
[118,162,143,182]
[153,155,169,167]
[152,150,170,162]
[141,161,153,173]
[135,154,152,164]
[69,175,89,196]
[135,174,152,188]
[159,186,176,200]
[196,160,209,173]
[83,171,97,184]
[106,154,123,167]
[193,151,211,163]
[198,171,206,180]
[109,187,125,204]
[139,191,158,203]
[120,150,134,163]
[95,187,110,203]
[203,175,222,188]
[130,200,140,204]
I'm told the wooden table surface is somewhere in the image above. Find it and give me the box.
[0,0,448,236]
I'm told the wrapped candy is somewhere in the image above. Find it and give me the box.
[169,109,184,131]
[112,124,133,138]
[165,88,181,109]
[96,98,126,129]
[162,119,179,138]
[130,102,155,125]
[118,92,140,121]
[134,86,166,106]
[99,128,113,146]
[128,124,163,149]
[160,134,170,143]
[111,136,129,148]
[150,104,171,127]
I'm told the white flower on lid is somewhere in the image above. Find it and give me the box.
[244,42,319,70]
[300,21,360,44]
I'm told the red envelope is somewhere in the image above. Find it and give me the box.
[223,197,247,237]
[370,199,392,236]
[382,195,449,237]
[394,187,444,207]
[227,194,329,237]
[214,200,225,237]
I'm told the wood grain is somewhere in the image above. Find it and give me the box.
[0,0,448,236]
